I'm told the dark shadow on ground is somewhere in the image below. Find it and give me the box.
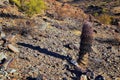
[26,75,43,80]
[17,42,71,60]
[95,75,104,80]
[18,42,104,80]
[17,42,75,80]
[26,77,36,80]
[95,38,120,45]
[0,12,24,19]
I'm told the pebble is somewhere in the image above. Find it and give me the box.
[0,40,4,46]
[1,31,6,38]
[64,43,79,50]
[0,0,9,6]
[0,52,7,62]
[19,54,25,59]
[7,44,20,53]
[33,53,38,57]
[111,7,120,14]
[34,21,48,31]
[27,35,33,40]
[80,75,88,80]
[0,25,2,32]
[115,77,120,80]
[9,69,16,74]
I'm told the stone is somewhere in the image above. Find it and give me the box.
[0,0,9,7]
[0,40,4,46]
[118,22,120,27]
[115,77,120,80]
[34,20,48,31]
[111,7,120,14]
[27,35,33,40]
[0,31,6,38]
[80,75,88,80]
[9,69,16,73]
[0,26,2,33]
[7,44,20,53]
[0,52,7,63]
[64,43,79,50]
[5,33,17,43]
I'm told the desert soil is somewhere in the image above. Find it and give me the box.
[0,0,120,80]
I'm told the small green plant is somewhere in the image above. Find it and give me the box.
[93,12,99,17]
[102,8,108,13]
[10,0,46,17]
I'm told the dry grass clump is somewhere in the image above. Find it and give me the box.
[96,14,112,25]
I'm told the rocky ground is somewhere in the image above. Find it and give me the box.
[0,0,120,80]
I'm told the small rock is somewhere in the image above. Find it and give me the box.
[7,44,20,53]
[0,0,9,7]
[118,22,120,27]
[19,54,25,59]
[114,29,120,33]
[1,31,6,38]
[33,53,38,57]
[27,35,33,40]
[12,78,17,80]
[93,29,97,34]
[115,77,120,80]
[0,25,2,32]
[111,6,120,14]
[64,43,79,50]
[71,30,81,36]
[8,69,16,73]
[92,46,99,54]
[0,70,7,78]
[0,52,7,62]
[0,40,4,46]
[10,69,16,73]
[80,75,88,80]
[5,33,17,43]
[35,21,48,31]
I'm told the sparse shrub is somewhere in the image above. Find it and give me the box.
[9,0,46,17]
[93,12,99,17]
[96,14,112,25]
[102,8,108,13]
